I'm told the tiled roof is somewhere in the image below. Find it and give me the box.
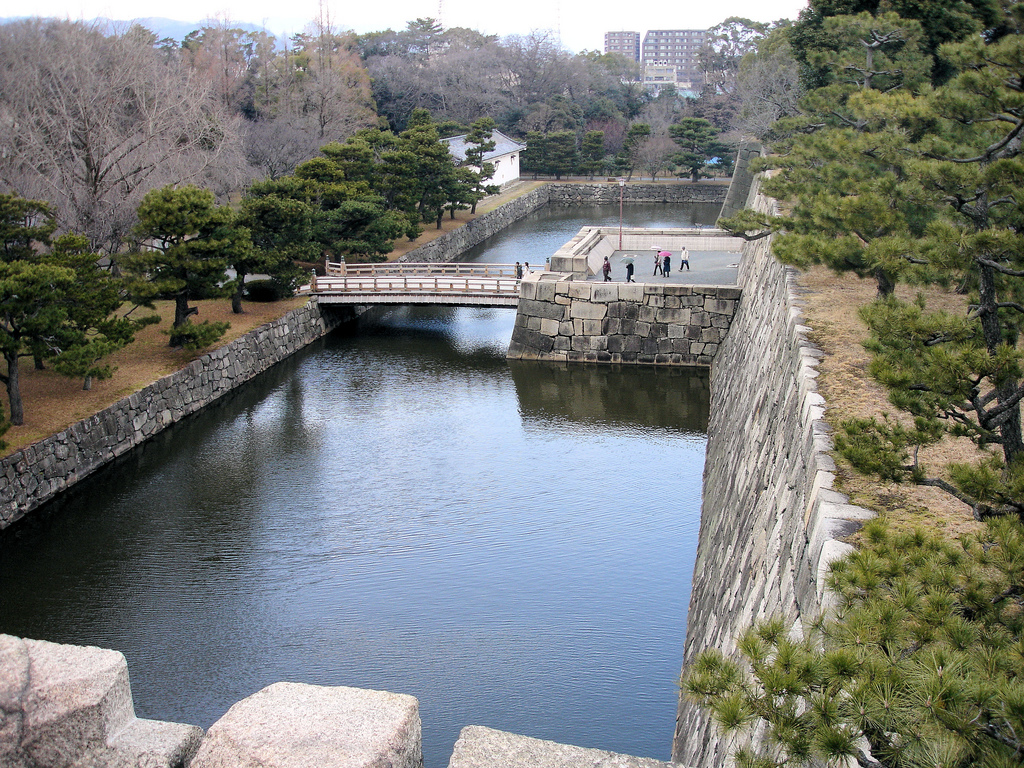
[442,130,527,163]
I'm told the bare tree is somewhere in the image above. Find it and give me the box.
[635,134,679,181]
[0,20,241,253]
[733,37,802,141]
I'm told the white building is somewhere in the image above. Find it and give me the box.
[442,130,527,188]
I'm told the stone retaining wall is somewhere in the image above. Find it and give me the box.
[0,302,349,530]
[671,180,871,767]
[398,183,727,265]
[507,275,738,366]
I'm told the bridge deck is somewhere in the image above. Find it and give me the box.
[304,263,522,307]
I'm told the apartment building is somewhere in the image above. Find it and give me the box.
[603,31,641,62]
[642,29,707,90]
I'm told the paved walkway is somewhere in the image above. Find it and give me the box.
[587,249,740,286]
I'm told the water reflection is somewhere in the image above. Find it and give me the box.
[510,361,709,433]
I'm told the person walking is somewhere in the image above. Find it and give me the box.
[515,261,523,279]
[624,256,635,283]
[602,255,612,281]
[653,250,663,276]
[680,246,689,270]
[662,251,672,277]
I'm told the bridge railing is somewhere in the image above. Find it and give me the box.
[311,273,521,297]
[324,261,518,279]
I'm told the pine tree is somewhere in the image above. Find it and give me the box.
[684,517,1024,768]
[123,186,235,349]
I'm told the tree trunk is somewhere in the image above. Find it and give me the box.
[232,272,246,314]
[34,354,45,370]
[874,267,895,298]
[170,292,199,347]
[5,351,23,426]
[978,261,1024,464]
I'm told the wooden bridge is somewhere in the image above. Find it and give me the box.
[304,262,522,307]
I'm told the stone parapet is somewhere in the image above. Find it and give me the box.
[0,302,350,530]
[0,634,203,768]
[448,726,681,768]
[190,682,422,768]
[508,275,738,366]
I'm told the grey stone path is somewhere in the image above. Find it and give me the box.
[587,249,739,286]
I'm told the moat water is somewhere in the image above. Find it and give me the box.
[0,202,720,767]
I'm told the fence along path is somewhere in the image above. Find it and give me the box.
[303,262,523,307]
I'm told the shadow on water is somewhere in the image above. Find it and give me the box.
[510,361,709,433]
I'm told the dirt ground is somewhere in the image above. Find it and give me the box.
[795,265,984,539]
[1,297,308,453]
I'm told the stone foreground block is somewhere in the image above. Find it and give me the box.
[0,634,202,768]
[448,726,683,768]
[190,682,423,768]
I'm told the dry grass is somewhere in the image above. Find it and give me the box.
[2,296,305,455]
[795,265,985,540]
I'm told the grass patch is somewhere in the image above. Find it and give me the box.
[1,296,306,455]
[797,265,984,540]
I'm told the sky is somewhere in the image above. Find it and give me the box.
[14,0,810,53]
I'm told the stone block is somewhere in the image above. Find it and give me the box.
[582,319,604,335]
[569,301,607,320]
[637,306,657,323]
[591,285,619,303]
[617,284,644,302]
[518,299,565,322]
[535,281,557,303]
[655,308,688,324]
[190,682,422,768]
[704,298,736,315]
[539,318,560,336]
[567,283,592,300]
[590,336,609,351]
[0,634,202,768]
[558,321,575,336]
[634,321,651,337]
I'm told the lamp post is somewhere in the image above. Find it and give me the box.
[618,178,625,250]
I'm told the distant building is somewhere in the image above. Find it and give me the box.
[442,130,527,188]
[614,28,704,93]
[603,31,641,62]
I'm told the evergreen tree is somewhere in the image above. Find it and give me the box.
[669,117,731,183]
[123,186,235,349]
[463,117,499,214]
[545,131,578,180]
[47,234,155,391]
[830,13,1024,519]
[685,516,1024,768]
[578,130,606,179]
